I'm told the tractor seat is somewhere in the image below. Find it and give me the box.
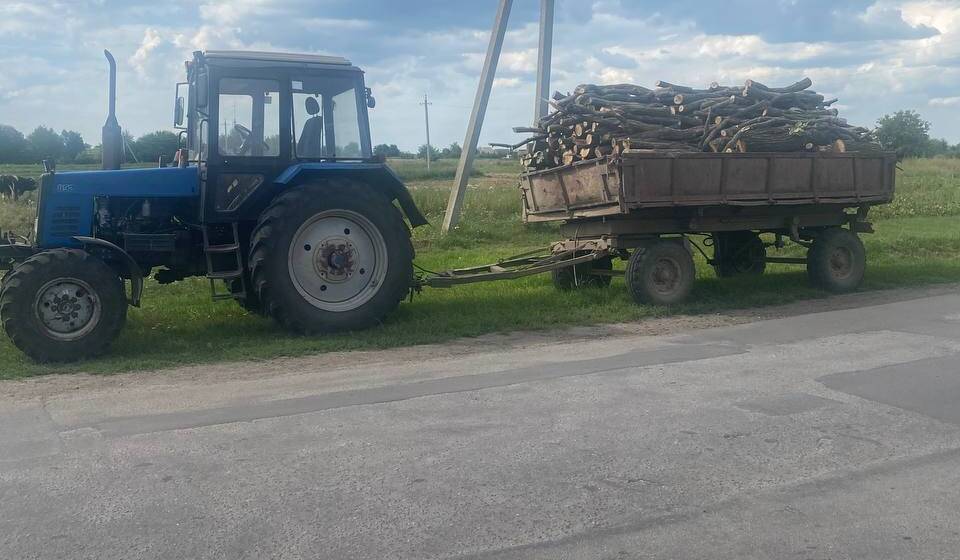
[297,97,324,158]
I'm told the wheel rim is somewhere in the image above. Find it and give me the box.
[828,246,854,280]
[650,258,681,294]
[288,209,388,312]
[33,278,101,341]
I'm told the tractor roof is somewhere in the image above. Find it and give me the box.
[201,50,357,71]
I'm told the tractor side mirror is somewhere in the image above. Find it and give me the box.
[365,87,376,109]
[174,82,187,128]
[196,72,208,109]
[174,96,185,128]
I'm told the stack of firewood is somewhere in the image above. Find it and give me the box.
[515,78,879,172]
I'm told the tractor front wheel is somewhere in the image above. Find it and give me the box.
[249,182,414,333]
[0,249,127,362]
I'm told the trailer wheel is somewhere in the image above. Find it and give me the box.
[249,181,413,333]
[807,228,866,293]
[551,255,613,290]
[714,232,766,278]
[625,241,695,306]
[0,249,127,362]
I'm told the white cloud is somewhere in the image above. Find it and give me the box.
[493,77,522,88]
[130,28,163,76]
[1,0,959,151]
[930,96,960,106]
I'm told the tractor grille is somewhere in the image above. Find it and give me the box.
[123,233,177,253]
[48,206,82,237]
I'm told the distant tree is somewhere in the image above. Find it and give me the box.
[74,145,102,165]
[60,130,88,162]
[374,143,402,158]
[923,138,960,158]
[27,126,63,162]
[417,144,440,160]
[134,131,180,163]
[338,142,361,157]
[0,124,29,163]
[876,110,931,158]
[121,130,140,163]
[440,142,462,159]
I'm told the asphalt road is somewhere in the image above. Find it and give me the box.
[2,289,960,559]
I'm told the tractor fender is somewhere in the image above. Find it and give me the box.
[274,163,428,227]
[73,236,144,307]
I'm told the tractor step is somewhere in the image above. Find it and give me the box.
[206,270,243,281]
[205,244,240,254]
[203,223,247,301]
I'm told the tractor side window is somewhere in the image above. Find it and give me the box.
[217,78,281,158]
[292,87,325,158]
[292,76,367,159]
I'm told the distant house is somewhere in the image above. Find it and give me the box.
[479,146,513,159]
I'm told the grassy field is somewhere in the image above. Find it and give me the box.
[0,157,957,379]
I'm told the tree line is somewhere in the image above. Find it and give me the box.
[875,110,959,158]
[2,109,956,166]
[0,125,180,165]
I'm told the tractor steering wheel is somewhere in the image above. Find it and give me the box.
[234,124,254,156]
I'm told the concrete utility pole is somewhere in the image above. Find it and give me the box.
[421,93,433,172]
[442,0,513,233]
[534,0,555,124]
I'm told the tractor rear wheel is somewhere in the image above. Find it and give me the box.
[249,182,414,333]
[0,249,127,362]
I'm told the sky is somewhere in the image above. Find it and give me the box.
[1,0,958,152]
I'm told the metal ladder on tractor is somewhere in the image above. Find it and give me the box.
[202,223,247,301]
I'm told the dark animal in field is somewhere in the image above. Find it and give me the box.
[0,175,38,201]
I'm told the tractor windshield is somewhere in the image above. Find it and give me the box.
[292,75,367,159]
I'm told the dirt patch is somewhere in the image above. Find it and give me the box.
[2,283,957,401]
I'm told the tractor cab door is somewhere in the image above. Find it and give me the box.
[290,74,371,161]
[202,74,291,222]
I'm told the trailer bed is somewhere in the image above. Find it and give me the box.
[520,151,897,223]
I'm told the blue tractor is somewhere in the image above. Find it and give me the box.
[0,50,428,362]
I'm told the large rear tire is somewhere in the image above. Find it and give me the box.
[807,228,866,293]
[625,241,696,306]
[249,182,414,333]
[0,249,127,362]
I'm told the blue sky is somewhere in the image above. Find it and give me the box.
[1,0,958,151]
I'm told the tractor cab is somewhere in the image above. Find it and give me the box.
[175,50,379,222]
[0,49,425,363]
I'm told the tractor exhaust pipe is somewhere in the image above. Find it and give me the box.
[102,50,123,171]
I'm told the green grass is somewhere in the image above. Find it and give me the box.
[0,158,957,379]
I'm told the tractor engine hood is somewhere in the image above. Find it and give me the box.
[37,167,198,248]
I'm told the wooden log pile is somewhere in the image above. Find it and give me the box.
[517,78,879,172]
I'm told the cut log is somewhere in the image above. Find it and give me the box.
[519,78,879,171]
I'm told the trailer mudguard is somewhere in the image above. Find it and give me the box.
[274,163,428,227]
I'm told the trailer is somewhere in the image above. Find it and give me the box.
[422,150,896,305]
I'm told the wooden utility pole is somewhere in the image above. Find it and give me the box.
[534,0,554,124]
[442,0,513,233]
[421,93,433,172]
